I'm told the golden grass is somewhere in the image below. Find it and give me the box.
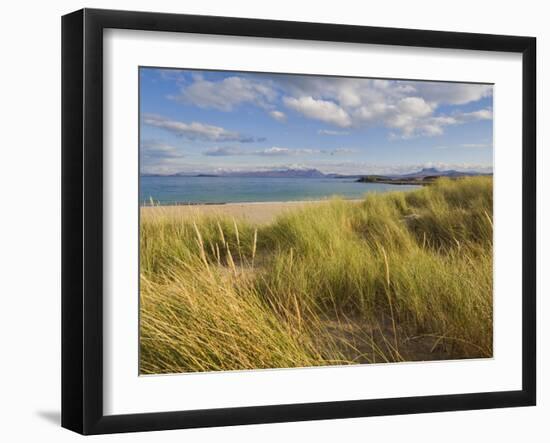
[140,177,493,374]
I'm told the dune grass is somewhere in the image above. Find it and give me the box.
[140,177,493,374]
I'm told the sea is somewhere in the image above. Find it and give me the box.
[140,176,420,205]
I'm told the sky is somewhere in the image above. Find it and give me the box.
[139,67,493,176]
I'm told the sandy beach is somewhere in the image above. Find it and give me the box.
[141,199,361,225]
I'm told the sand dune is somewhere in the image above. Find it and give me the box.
[141,199,361,225]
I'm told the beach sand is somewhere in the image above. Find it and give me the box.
[141,199,361,225]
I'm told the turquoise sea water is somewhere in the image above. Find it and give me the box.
[140,176,420,205]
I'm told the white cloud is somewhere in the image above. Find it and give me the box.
[203,147,246,156]
[269,110,287,122]
[277,77,492,137]
[258,147,353,156]
[203,146,315,157]
[461,142,491,148]
[258,147,294,156]
[140,140,187,174]
[203,146,299,157]
[396,97,434,117]
[459,108,493,121]
[202,145,354,157]
[283,96,352,127]
[318,129,350,136]
[163,71,493,139]
[140,140,184,158]
[354,102,394,122]
[143,114,262,143]
[330,148,356,154]
[156,69,187,83]
[386,107,492,139]
[411,83,493,105]
[382,98,446,138]
[170,75,276,111]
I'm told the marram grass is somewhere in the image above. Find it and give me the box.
[140,177,493,374]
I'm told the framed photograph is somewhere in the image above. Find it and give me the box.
[62,8,536,435]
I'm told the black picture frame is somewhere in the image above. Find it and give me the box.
[62,8,536,435]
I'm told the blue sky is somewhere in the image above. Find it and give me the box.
[139,67,493,175]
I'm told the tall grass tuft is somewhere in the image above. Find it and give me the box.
[140,177,493,374]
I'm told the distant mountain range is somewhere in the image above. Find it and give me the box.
[142,167,491,180]
[143,168,326,178]
[387,167,491,179]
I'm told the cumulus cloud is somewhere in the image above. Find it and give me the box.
[143,114,263,143]
[276,76,492,137]
[386,107,493,139]
[276,78,492,137]
[458,108,493,121]
[410,82,493,105]
[164,71,493,138]
[396,97,434,117]
[283,96,352,127]
[269,110,287,122]
[379,97,440,137]
[170,75,276,111]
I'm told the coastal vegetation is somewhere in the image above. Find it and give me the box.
[356,175,441,185]
[355,168,492,185]
[140,177,493,374]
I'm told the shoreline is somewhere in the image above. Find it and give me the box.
[141,199,362,224]
[141,198,361,207]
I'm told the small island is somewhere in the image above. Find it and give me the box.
[356,167,492,185]
[356,175,441,185]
